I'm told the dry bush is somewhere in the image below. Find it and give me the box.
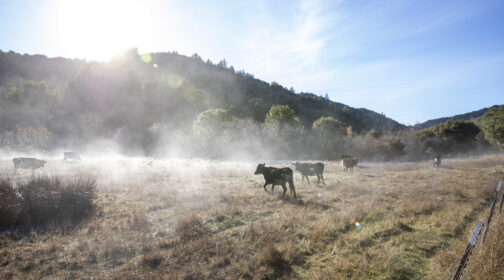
[59,176,97,222]
[16,176,64,226]
[0,179,22,228]
[4,175,97,228]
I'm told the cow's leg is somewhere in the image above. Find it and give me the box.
[321,174,325,185]
[263,183,270,193]
[271,184,276,194]
[305,175,310,184]
[281,183,287,196]
[289,181,297,198]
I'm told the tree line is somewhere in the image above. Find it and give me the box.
[0,49,502,159]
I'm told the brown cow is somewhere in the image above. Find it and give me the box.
[341,158,359,172]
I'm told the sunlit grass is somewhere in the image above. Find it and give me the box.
[0,154,503,279]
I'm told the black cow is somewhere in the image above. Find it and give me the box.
[63,152,81,162]
[434,155,442,168]
[254,163,296,198]
[13,157,46,176]
[293,162,325,185]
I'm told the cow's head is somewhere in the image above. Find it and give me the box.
[293,162,300,170]
[38,160,47,167]
[254,163,265,175]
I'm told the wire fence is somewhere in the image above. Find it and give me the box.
[449,179,502,280]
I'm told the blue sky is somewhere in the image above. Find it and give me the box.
[0,0,503,125]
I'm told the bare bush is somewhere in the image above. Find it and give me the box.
[0,179,22,228]
[1,175,97,229]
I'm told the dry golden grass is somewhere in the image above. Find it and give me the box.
[0,154,503,279]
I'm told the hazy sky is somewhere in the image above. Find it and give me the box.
[1,0,503,125]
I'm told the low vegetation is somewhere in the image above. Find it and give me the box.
[0,175,97,229]
[1,155,503,279]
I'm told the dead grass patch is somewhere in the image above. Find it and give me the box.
[0,155,502,279]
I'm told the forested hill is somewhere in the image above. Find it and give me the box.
[414,105,501,130]
[0,49,404,153]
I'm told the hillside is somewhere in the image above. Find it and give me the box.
[414,105,500,130]
[0,50,404,154]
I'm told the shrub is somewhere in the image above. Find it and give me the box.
[0,175,97,229]
[58,176,97,222]
[478,105,504,151]
[416,120,481,155]
[0,179,22,228]
[382,138,406,161]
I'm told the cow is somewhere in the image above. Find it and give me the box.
[434,155,442,168]
[63,152,81,162]
[341,158,359,173]
[254,163,296,198]
[293,162,325,185]
[12,158,46,176]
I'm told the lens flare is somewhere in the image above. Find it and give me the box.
[141,53,152,63]
[167,74,183,89]
[318,193,322,198]
[354,221,362,228]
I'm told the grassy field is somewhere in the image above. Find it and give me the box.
[1,154,503,279]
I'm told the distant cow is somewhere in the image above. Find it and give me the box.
[63,152,81,162]
[434,155,442,168]
[341,158,359,172]
[12,157,46,176]
[254,163,296,198]
[293,162,325,185]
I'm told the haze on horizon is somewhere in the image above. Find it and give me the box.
[0,0,503,125]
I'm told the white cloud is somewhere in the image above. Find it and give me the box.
[236,0,339,88]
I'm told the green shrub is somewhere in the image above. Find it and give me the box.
[478,105,504,151]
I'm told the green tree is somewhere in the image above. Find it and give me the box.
[382,138,406,160]
[193,108,235,139]
[478,105,504,151]
[366,129,382,138]
[312,116,346,136]
[416,120,481,154]
[312,116,347,159]
[264,105,301,127]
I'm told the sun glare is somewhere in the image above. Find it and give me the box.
[51,0,158,61]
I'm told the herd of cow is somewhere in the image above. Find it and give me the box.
[255,158,360,199]
[255,155,442,199]
[9,152,442,200]
[11,152,81,176]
